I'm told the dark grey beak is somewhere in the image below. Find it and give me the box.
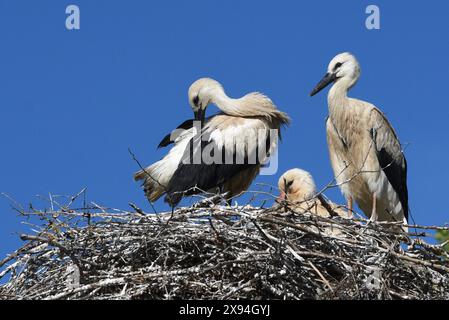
[283,178,289,195]
[310,72,337,97]
[194,108,206,126]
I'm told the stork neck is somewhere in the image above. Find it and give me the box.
[211,88,286,122]
[212,89,263,118]
[212,91,244,117]
[328,77,352,116]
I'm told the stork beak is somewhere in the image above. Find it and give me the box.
[276,178,289,203]
[310,72,337,97]
[194,108,206,126]
[276,191,286,203]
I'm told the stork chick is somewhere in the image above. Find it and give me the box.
[277,168,349,219]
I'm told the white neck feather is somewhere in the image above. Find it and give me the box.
[328,77,355,116]
[211,89,247,117]
[212,88,289,125]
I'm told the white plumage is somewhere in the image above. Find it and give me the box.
[134,126,196,201]
[135,78,290,207]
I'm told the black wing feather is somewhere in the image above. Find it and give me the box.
[377,147,409,220]
[370,114,409,221]
[164,135,263,207]
[157,119,194,149]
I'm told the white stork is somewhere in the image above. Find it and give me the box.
[134,78,290,207]
[310,52,409,227]
[277,168,349,218]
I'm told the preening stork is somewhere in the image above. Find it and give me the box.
[134,78,290,207]
[277,168,349,218]
[310,52,408,226]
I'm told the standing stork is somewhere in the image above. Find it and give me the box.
[310,52,408,226]
[134,78,290,207]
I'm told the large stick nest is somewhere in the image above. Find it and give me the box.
[0,194,448,300]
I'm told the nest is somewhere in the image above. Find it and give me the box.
[0,194,448,300]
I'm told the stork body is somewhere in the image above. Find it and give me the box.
[135,78,290,207]
[311,53,408,226]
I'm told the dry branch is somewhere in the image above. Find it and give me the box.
[0,195,448,300]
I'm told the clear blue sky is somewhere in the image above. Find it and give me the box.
[1,1,448,259]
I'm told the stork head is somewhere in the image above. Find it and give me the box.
[188,78,224,125]
[310,52,361,96]
[277,168,317,203]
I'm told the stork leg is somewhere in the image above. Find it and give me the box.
[370,193,378,222]
[219,185,232,207]
[165,205,175,226]
[347,196,353,218]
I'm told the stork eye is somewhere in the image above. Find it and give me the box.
[286,180,294,188]
[193,96,200,106]
[333,62,343,71]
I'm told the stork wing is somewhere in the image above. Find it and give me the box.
[369,108,409,219]
[165,115,276,206]
[157,119,195,149]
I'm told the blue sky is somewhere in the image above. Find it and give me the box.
[1,1,448,260]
